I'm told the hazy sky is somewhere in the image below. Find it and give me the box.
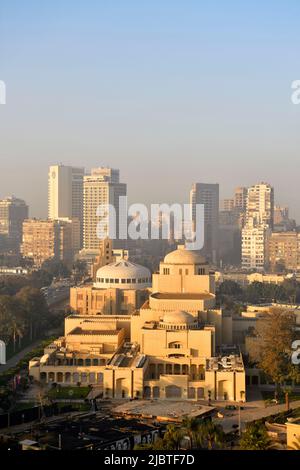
[0,1,300,220]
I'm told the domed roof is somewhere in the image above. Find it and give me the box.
[97,259,150,279]
[94,259,151,289]
[164,245,206,265]
[162,310,196,325]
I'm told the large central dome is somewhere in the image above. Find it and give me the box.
[164,245,206,265]
[94,259,151,289]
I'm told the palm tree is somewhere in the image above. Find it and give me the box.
[9,315,26,351]
[198,421,225,450]
[163,424,185,450]
[240,422,271,450]
[182,417,200,449]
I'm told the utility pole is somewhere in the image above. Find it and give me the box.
[238,390,245,437]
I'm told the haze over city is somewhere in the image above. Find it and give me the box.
[2,0,300,458]
[1,1,300,220]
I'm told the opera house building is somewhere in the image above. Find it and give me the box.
[29,245,246,402]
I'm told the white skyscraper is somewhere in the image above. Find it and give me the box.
[245,183,274,228]
[83,168,127,251]
[48,164,84,246]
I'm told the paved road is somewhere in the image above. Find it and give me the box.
[0,340,42,373]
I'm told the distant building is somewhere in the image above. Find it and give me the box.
[273,205,296,232]
[83,168,127,252]
[0,196,28,253]
[241,183,274,271]
[241,222,271,271]
[274,205,289,225]
[21,219,74,267]
[219,211,241,266]
[48,165,84,246]
[234,187,248,213]
[90,238,129,280]
[190,183,219,264]
[245,183,274,228]
[220,198,234,212]
[268,231,300,272]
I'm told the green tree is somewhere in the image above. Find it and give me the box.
[163,424,185,450]
[182,417,200,449]
[16,286,49,340]
[197,421,225,450]
[255,308,296,397]
[0,296,26,350]
[41,259,70,278]
[240,422,271,450]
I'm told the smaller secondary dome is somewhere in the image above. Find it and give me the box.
[164,245,206,265]
[159,310,198,330]
[94,259,151,290]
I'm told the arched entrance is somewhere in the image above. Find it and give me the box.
[218,380,231,400]
[116,378,129,398]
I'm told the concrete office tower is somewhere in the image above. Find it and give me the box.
[0,196,29,253]
[246,183,274,228]
[83,168,127,252]
[190,183,219,264]
[274,205,289,225]
[220,199,234,212]
[21,219,74,267]
[48,165,84,244]
[234,187,248,212]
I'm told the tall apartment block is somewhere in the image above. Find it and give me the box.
[0,196,29,253]
[83,168,127,252]
[190,183,219,264]
[241,222,271,271]
[242,183,274,270]
[245,183,274,228]
[48,164,84,247]
[21,219,74,267]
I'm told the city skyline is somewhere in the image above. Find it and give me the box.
[0,160,298,224]
[1,1,300,220]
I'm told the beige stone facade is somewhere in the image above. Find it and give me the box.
[29,245,246,402]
